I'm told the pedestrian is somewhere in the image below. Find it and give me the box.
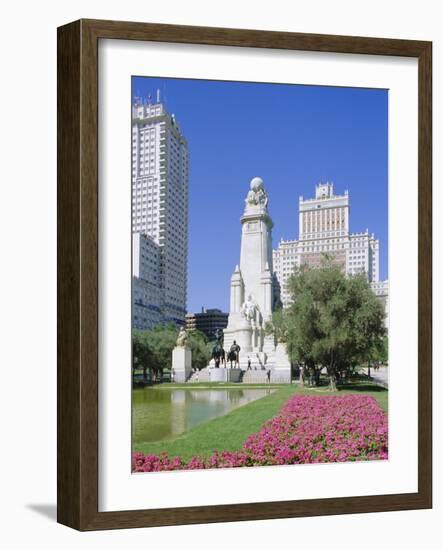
[266,369,271,384]
[247,356,251,370]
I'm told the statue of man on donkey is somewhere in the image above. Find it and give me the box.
[210,329,241,369]
[227,341,241,368]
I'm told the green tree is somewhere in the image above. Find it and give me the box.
[285,261,386,391]
[145,324,178,379]
[132,325,213,381]
[264,308,288,344]
[187,330,211,370]
[377,334,389,365]
[132,329,155,382]
[132,324,178,382]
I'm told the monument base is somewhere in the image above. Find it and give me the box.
[208,368,242,383]
[223,315,256,354]
[172,346,192,383]
[270,342,292,383]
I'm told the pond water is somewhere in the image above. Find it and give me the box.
[132,387,275,444]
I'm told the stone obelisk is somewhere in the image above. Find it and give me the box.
[223,177,276,367]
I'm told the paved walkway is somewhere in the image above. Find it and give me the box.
[369,367,389,388]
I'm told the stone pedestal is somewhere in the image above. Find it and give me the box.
[208,367,243,383]
[272,342,291,383]
[236,318,253,353]
[172,346,192,383]
[228,369,243,383]
[262,334,276,355]
[209,368,227,382]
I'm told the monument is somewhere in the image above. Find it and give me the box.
[223,177,291,382]
[171,327,192,382]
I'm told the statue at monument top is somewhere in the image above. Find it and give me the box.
[245,177,268,211]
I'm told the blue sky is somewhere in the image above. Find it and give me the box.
[132,76,388,313]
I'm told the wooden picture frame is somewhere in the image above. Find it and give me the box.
[57,19,432,530]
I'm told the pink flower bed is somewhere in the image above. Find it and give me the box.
[132,394,388,472]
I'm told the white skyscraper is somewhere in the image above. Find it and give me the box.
[132,91,189,326]
[273,182,387,317]
[132,233,163,329]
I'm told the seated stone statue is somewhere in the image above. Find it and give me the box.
[241,294,258,322]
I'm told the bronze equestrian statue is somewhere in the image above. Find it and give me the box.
[227,340,241,368]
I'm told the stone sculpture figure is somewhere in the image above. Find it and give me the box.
[241,294,258,323]
[172,327,192,382]
[176,326,188,347]
[214,328,224,345]
[245,177,268,209]
[228,340,241,368]
[211,343,225,368]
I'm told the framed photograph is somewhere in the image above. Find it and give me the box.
[57,19,432,530]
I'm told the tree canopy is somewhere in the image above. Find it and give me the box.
[132,324,211,381]
[280,261,386,390]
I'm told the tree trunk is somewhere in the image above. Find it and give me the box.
[328,361,337,391]
[299,365,304,387]
[329,372,337,391]
[328,353,337,391]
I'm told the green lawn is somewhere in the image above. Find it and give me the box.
[133,381,388,460]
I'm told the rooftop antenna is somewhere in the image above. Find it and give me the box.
[156,88,161,103]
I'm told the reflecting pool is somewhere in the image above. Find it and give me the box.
[132,387,274,444]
